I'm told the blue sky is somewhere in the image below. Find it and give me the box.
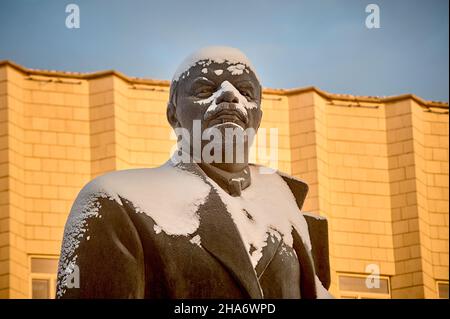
[0,0,448,101]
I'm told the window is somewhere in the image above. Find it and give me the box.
[30,256,59,299]
[437,281,449,299]
[338,273,391,299]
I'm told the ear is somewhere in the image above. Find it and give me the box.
[255,86,263,130]
[255,108,263,131]
[166,102,180,129]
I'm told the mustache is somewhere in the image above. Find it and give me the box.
[203,102,249,124]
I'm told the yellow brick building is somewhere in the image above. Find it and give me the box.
[0,60,448,299]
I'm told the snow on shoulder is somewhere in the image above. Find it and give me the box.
[172,46,259,82]
[303,212,327,221]
[72,162,211,236]
[57,162,211,297]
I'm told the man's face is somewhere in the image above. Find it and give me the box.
[172,61,262,137]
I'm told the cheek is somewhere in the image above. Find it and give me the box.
[248,108,262,125]
[177,98,207,125]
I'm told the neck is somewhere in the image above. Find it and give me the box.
[198,161,251,196]
[210,141,250,173]
[209,162,248,173]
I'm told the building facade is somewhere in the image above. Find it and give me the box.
[0,60,448,299]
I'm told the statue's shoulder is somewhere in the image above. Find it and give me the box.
[78,166,168,199]
[261,167,330,289]
[272,169,329,227]
[249,164,309,211]
[70,161,210,220]
[276,171,309,211]
[70,163,181,213]
[69,166,168,216]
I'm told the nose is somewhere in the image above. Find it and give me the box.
[216,90,239,104]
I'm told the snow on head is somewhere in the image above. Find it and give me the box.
[172,46,259,82]
[227,64,246,75]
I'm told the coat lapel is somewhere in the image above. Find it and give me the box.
[254,231,282,279]
[196,189,264,299]
[176,162,263,299]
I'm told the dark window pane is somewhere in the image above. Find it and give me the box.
[32,279,49,299]
[339,275,389,294]
[31,258,58,274]
[438,283,449,299]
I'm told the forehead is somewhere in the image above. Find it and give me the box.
[179,61,260,87]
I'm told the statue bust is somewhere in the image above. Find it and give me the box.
[56,46,332,299]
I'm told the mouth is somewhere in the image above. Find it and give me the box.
[207,109,248,129]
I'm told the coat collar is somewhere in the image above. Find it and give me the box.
[198,162,251,197]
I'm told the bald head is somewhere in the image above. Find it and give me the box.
[171,46,260,83]
[167,46,262,135]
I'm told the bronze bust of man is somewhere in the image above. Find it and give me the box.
[56,46,332,299]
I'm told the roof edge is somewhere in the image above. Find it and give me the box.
[0,60,170,87]
[1,60,447,108]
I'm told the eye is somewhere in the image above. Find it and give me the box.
[239,89,254,100]
[194,86,214,98]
